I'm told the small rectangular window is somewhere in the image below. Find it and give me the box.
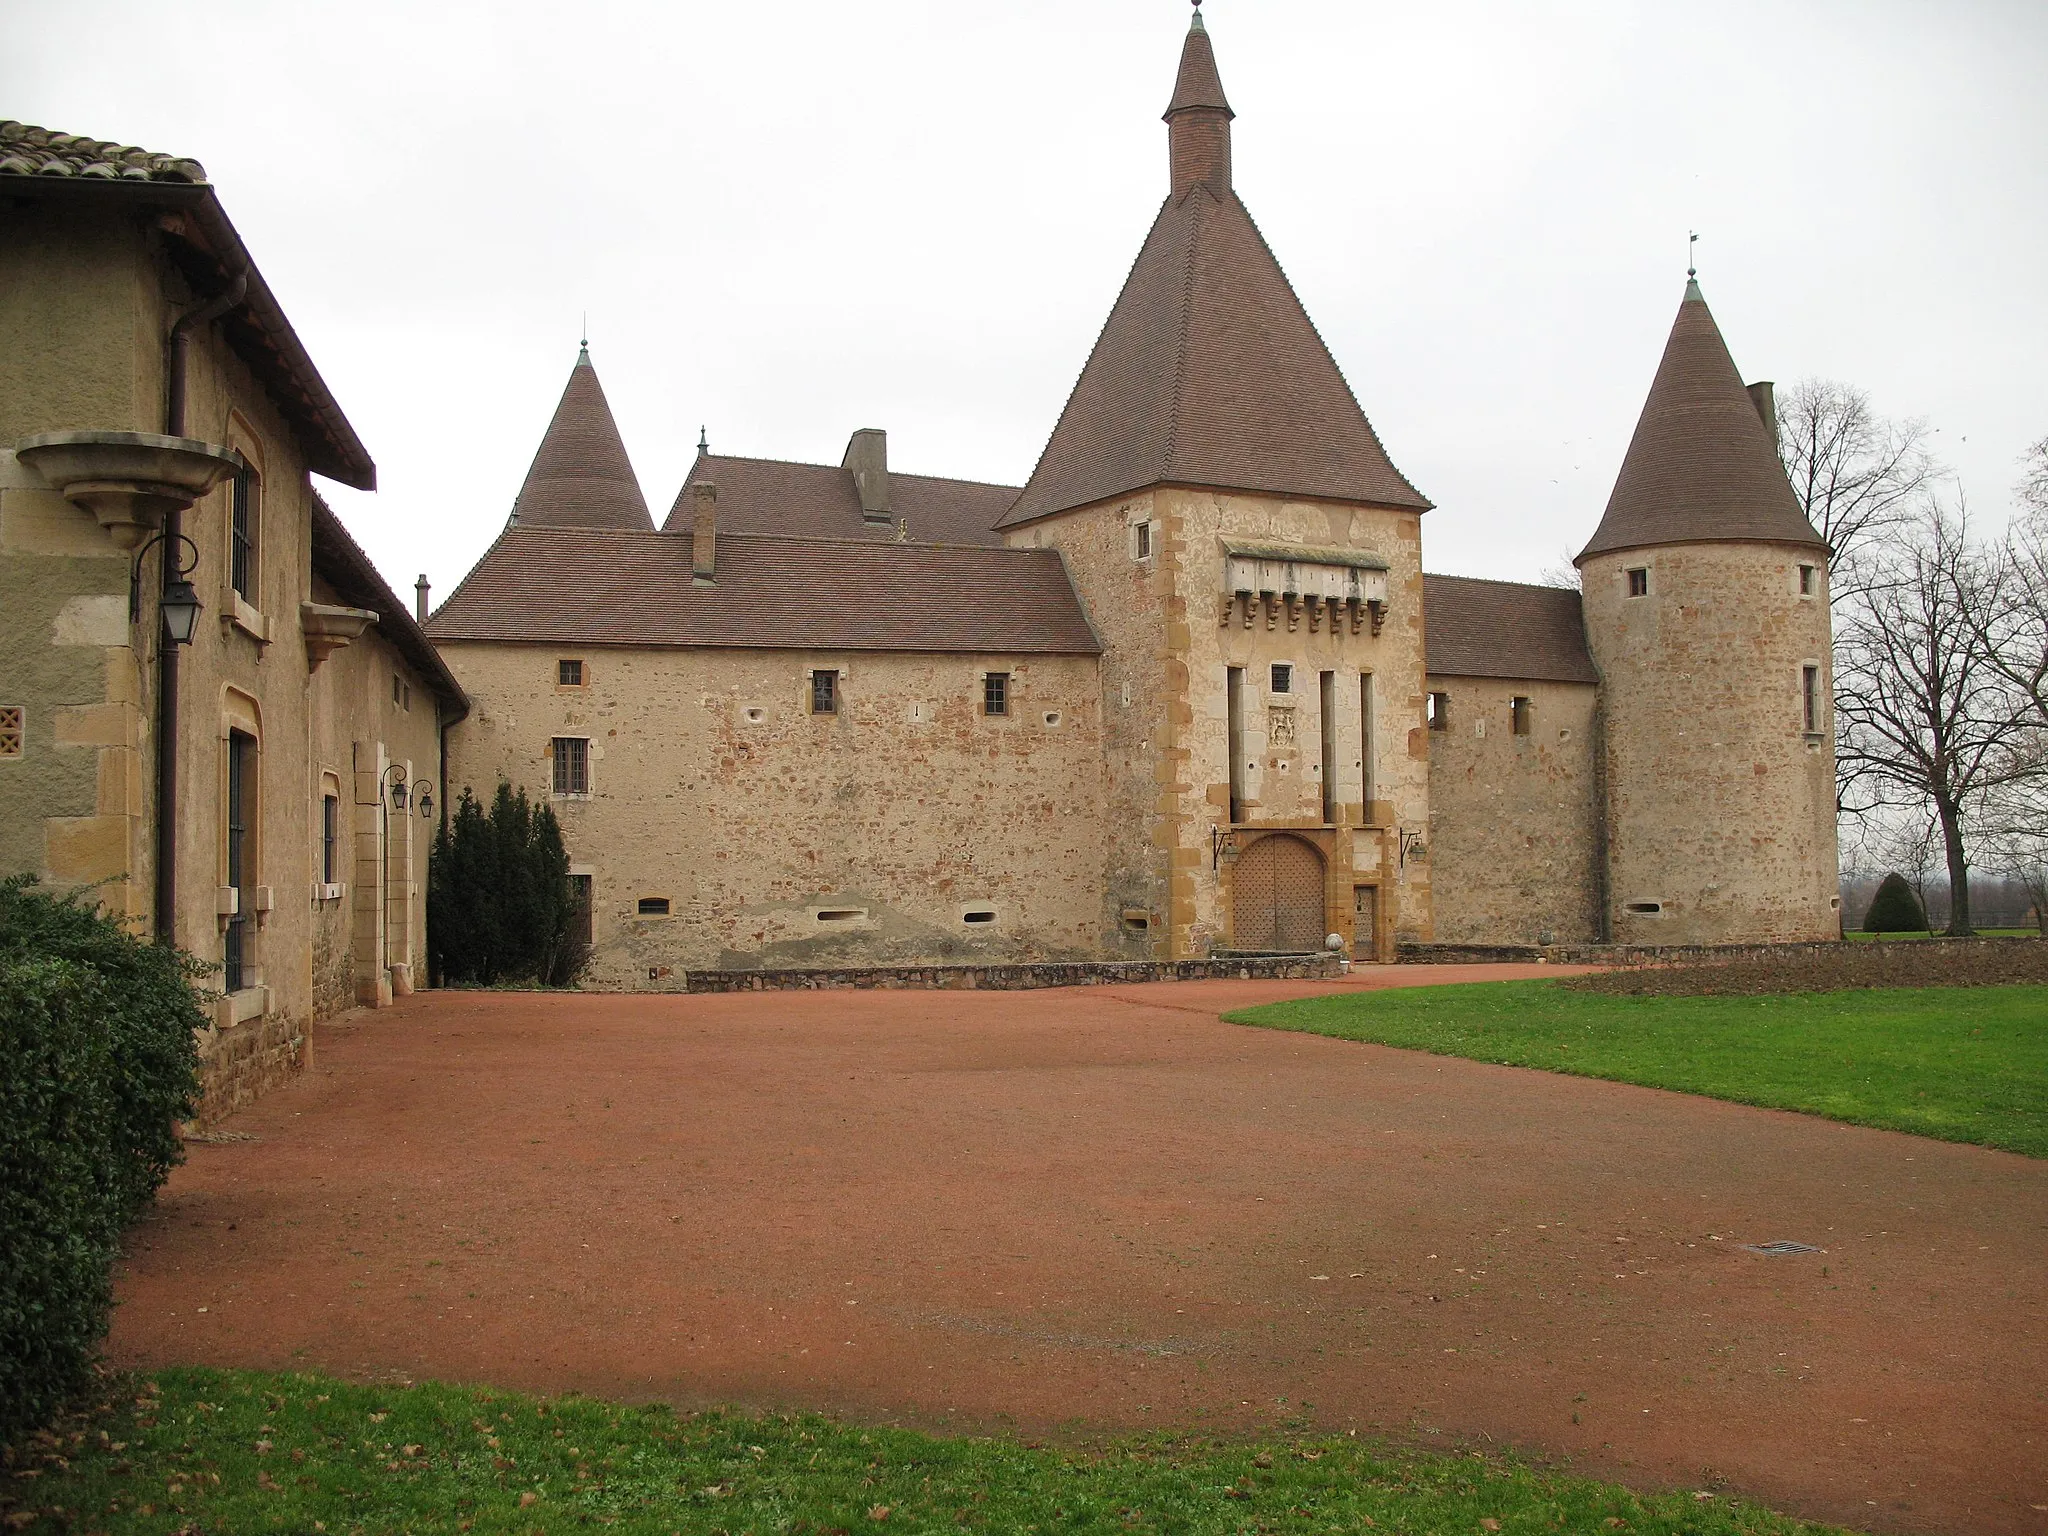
[231,465,258,602]
[1428,691,1449,732]
[811,670,838,715]
[1627,567,1649,598]
[1802,666,1820,733]
[552,736,589,796]
[321,792,338,884]
[983,672,1009,717]
[0,705,21,759]
[1511,696,1533,736]
[637,896,670,917]
[558,659,584,687]
[1270,663,1292,694]
[572,874,595,942]
[1799,564,1817,596]
[1132,521,1153,560]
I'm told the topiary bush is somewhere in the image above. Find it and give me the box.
[427,783,587,987]
[0,877,205,1441]
[1863,871,1931,933]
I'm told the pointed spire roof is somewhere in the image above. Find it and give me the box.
[1578,281,1823,561]
[509,346,652,531]
[999,19,1427,528]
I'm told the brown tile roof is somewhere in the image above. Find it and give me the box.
[309,494,469,717]
[665,454,1016,547]
[0,120,206,183]
[1000,23,1428,529]
[1165,14,1233,117]
[0,121,374,490]
[1423,574,1599,685]
[1579,280,1825,561]
[509,348,652,531]
[425,528,1101,655]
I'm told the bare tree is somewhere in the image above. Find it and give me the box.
[1833,496,2029,934]
[2020,434,2048,516]
[1538,550,1583,592]
[1777,379,1939,585]
[1972,509,2048,729]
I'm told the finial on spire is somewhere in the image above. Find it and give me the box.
[579,311,590,362]
[1190,0,1205,30]
[697,425,709,455]
[1687,231,1698,280]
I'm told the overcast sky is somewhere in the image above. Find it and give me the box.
[10,0,2046,599]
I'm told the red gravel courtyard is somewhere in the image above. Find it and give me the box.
[110,971,2047,1535]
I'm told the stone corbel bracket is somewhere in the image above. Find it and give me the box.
[300,601,378,669]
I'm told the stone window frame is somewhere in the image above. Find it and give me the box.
[1797,561,1823,599]
[1800,662,1826,739]
[1625,565,1650,599]
[1510,695,1533,737]
[316,769,344,899]
[1269,661,1294,695]
[557,658,587,690]
[217,687,269,1017]
[551,735,592,798]
[221,416,270,643]
[809,668,842,717]
[635,895,672,919]
[982,670,1011,718]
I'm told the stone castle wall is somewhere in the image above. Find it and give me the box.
[436,641,1108,986]
[1580,542,1839,944]
[1424,675,1603,945]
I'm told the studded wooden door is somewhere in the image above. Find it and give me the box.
[1232,835,1326,952]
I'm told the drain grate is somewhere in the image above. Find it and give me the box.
[1742,1240,1824,1256]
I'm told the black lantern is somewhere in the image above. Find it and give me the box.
[416,785,434,819]
[160,576,203,646]
[388,777,408,811]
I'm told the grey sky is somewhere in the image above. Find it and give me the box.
[10,0,2046,600]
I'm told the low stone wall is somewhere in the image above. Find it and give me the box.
[683,953,1344,993]
[192,1011,306,1125]
[1397,937,2037,967]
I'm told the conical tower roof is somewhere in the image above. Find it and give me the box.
[1578,281,1824,561]
[999,14,1426,528]
[510,345,652,531]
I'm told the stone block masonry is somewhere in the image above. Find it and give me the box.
[681,952,1344,992]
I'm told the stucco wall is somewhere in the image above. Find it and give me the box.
[1581,542,1840,943]
[437,641,1106,986]
[1424,675,1602,944]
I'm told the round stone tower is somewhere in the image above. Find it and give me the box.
[1577,278,1839,945]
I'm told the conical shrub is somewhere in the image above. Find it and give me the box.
[1862,872,1929,933]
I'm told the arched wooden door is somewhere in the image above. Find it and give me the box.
[1232,834,1326,952]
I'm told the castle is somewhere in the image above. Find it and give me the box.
[425,9,1842,983]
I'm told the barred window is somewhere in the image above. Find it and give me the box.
[552,736,589,796]
[1803,666,1821,733]
[231,465,259,602]
[983,672,1009,717]
[811,670,838,715]
[321,792,339,884]
[0,706,21,759]
[558,659,584,687]
[1269,663,1292,694]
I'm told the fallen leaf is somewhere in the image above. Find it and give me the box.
[254,1439,273,1455]
[257,1471,281,1492]
[869,1505,892,1521]
[1252,1453,1273,1469]
[403,1444,423,1457]
[519,1491,538,1508]
[1482,1521,1501,1531]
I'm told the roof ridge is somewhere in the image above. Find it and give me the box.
[1424,571,1582,594]
[693,452,1020,493]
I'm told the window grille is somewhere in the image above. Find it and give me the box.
[559,659,584,686]
[321,793,338,884]
[811,670,838,715]
[1802,666,1820,733]
[637,896,670,916]
[552,736,589,796]
[225,730,254,992]
[1269,663,1292,694]
[231,466,257,601]
[983,672,1010,716]
[0,706,21,759]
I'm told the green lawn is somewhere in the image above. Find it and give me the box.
[1,1367,1839,1536]
[1227,982,2048,1157]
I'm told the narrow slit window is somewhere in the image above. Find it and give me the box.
[1359,673,1375,815]
[552,736,589,796]
[1799,564,1817,596]
[230,464,259,602]
[962,907,997,925]
[1428,691,1449,732]
[1269,662,1292,695]
[1627,567,1649,598]
[558,659,584,687]
[321,792,338,885]
[983,672,1009,717]
[1226,666,1245,823]
[1511,696,1533,736]
[1318,670,1337,824]
[1802,666,1820,733]
[810,670,838,715]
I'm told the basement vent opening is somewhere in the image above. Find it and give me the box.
[637,897,671,917]
[1043,711,1062,727]
[1624,901,1664,916]
[1743,1241,1824,1256]
[1120,909,1151,932]
[743,706,765,724]
[816,908,866,924]
[962,907,997,925]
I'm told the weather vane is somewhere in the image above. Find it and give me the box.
[1687,232,1698,279]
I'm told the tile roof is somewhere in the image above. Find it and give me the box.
[1578,280,1825,561]
[309,494,469,717]
[509,348,652,531]
[425,527,1101,655]
[665,454,1015,547]
[1423,574,1599,685]
[1000,22,1428,528]
[0,121,206,183]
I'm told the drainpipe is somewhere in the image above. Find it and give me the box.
[155,269,246,943]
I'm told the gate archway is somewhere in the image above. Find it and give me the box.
[1231,834,1326,952]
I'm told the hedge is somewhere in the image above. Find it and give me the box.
[1864,871,1930,934]
[0,877,204,1441]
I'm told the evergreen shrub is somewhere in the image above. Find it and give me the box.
[0,877,204,1440]
[1863,872,1930,933]
[427,784,588,987]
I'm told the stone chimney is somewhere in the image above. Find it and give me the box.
[1746,381,1779,452]
[691,481,717,583]
[414,574,430,623]
[842,428,891,523]
[1165,9,1234,200]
